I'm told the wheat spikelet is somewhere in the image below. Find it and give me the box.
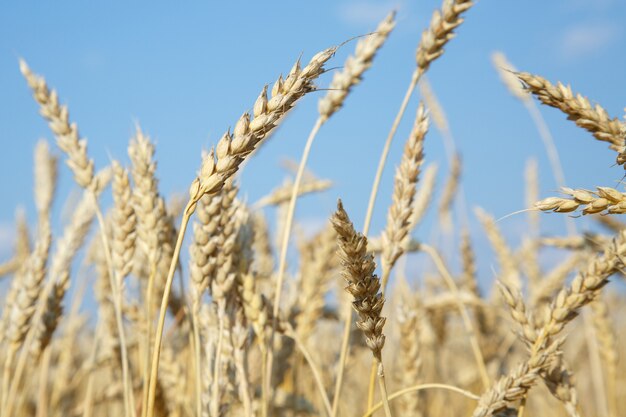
[536,186,626,215]
[381,104,429,277]
[110,161,136,281]
[516,71,626,164]
[192,47,336,203]
[318,12,395,121]
[208,180,240,303]
[471,341,561,417]
[415,0,474,77]
[498,284,580,416]
[497,282,537,345]
[128,127,168,269]
[188,174,228,311]
[542,356,580,417]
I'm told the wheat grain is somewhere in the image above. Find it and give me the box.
[536,186,626,215]
[416,0,474,77]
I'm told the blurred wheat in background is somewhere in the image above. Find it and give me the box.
[0,1,625,417]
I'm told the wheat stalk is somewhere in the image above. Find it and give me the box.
[144,45,337,417]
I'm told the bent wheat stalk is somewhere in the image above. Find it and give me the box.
[144,46,336,417]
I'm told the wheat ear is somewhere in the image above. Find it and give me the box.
[515,71,626,167]
[144,46,336,417]
[536,186,626,215]
[380,104,428,289]
[478,232,626,415]
[331,200,392,417]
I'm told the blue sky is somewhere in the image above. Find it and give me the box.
[1,1,625,287]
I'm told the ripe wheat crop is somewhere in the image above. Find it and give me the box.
[1,2,625,417]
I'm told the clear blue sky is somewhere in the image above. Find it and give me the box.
[1,1,625,282]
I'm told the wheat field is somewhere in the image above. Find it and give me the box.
[1,2,625,417]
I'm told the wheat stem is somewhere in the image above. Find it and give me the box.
[362,383,479,417]
[144,201,193,417]
[268,118,323,403]
[363,71,419,237]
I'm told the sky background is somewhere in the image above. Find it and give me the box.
[1,0,625,292]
